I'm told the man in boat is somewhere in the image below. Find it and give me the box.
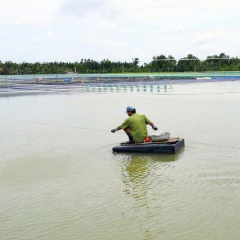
[111,106,158,144]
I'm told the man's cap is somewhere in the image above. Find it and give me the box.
[126,106,135,112]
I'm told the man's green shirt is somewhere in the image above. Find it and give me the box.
[121,113,151,143]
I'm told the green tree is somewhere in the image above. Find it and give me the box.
[177,54,200,72]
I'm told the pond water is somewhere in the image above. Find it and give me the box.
[1,81,240,240]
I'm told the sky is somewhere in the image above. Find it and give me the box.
[0,0,239,65]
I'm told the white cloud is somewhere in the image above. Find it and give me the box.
[98,22,117,31]
[33,31,57,43]
[0,0,240,63]
[17,13,50,26]
[194,29,223,45]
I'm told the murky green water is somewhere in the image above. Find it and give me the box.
[1,81,240,240]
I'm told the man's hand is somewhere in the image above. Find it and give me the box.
[111,128,117,133]
[152,126,158,131]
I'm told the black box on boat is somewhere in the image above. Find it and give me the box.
[113,138,185,154]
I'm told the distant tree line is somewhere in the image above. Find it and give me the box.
[0,53,240,75]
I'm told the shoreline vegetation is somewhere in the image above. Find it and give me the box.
[1,53,240,75]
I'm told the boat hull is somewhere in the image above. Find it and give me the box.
[113,138,185,154]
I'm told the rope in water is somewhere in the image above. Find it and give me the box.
[187,141,240,150]
[0,118,109,132]
[1,117,240,150]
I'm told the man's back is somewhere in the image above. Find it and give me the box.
[111,106,158,144]
[121,113,151,143]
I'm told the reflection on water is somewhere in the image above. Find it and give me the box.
[120,153,180,204]
[123,156,151,201]
[121,153,179,202]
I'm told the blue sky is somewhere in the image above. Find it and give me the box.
[0,0,239,64]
